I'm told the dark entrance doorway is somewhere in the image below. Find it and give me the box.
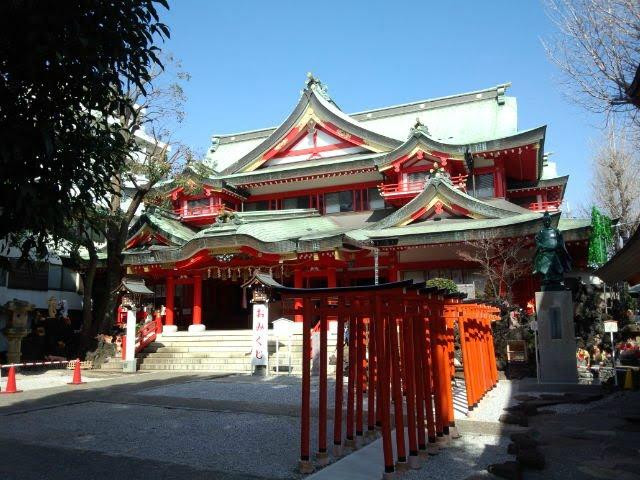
[203,279,250,329]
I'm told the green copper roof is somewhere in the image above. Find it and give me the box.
[128,208,198,246]
[558,218,591,231]
[349,212,554,247]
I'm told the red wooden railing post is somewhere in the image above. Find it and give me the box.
[375,295,394,477]
[318,306,328,465]
[367,317,376,436]
[420,307,437,444]
[404,310,421,467]
[355,315,365,441]
[332,302,345,456]
[389,315,407,469]
[299,297,313,473]
[443,301,456,432]
[429,299,444,437]
[345,313,357,448]
[458,305,475,410]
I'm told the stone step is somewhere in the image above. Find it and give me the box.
[140,364,253,373]
[138,351,304,359]
[140,357,254,365]
[148,340,310,348]
[145,345,310,354]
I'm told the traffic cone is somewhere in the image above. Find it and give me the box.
[68,359,85,385]
[0,366,22,394]
[623,369,634,390]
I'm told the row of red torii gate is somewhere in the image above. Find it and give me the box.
[259,278,500,475]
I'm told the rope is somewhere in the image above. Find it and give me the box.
[0,360,70,369]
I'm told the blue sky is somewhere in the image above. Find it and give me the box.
[160,0,604,213]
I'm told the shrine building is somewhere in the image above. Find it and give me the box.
[123,75,591,333]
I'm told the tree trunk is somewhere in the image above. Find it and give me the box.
[82,254,97,334]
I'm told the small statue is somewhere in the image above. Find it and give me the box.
[533,211,572,291]
[47,296,57,318]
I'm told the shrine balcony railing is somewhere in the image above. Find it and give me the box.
[528,200,562,212]
[175,204,235,219]
[378,174,468,198]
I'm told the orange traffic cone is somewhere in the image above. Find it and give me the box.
[68,359,85,385]
[0,366,22,394]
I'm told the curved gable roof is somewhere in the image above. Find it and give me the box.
[220,78,401,175]
[375,124,547,174]
[373,177,521,229]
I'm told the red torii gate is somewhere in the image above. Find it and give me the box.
[269,279,500,475]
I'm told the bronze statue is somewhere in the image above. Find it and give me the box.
[533,211,572,291]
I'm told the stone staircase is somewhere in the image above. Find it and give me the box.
[136,330,338,374]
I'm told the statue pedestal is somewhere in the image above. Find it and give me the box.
[535,290,577,384]
[5,300,35,364]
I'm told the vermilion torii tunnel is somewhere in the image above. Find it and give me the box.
[265,279,501,476]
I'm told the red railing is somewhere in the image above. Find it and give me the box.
[529,200,562,212]
[175,204,235,218]
[378,174,468,197]
[121,321,157,360]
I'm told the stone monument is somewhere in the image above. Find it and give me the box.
[533,212,577,383]
[5,299,35,364]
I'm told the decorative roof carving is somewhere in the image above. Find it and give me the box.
[305,72,331,102]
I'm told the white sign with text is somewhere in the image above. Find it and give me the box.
[251,303,269,366]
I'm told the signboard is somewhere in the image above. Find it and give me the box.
[251,303,269,366]
[604,320,618,333]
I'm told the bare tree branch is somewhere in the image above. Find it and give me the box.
[543,0,640,127]
[459,235,532,305]
[590,124,640,238]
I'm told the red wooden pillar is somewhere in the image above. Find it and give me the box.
[165,276,175,328]
[299,298,313,473]
[420,307,437,444]
[332,300,345,455]
[458,306,475,410]
[389,316,407,467]
[327,268,336,288]
[318,303,328,464]
[429,300,444,437]
[294,269,303,323]
[367,316,376,435]
[154,310,163,333]
[403,311,421,465]
[374,295,394,476]
[191,274,203,330]
[355,315,365,440]
[443,302,456,430]
[345,313,357,447]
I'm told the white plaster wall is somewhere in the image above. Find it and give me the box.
[0,286,83,311]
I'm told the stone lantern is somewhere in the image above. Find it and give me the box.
[4,299,35,364]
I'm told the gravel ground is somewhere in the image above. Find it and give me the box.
[454,379,518,423]
[404,434,510,480]
[545,390,625,414]
[0,368,122,392]
[0,401,320,479]
[137,375,347,409]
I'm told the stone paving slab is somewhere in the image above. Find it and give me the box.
[136,375,339,409]
[309,428,509,480]
[0,401,314,479]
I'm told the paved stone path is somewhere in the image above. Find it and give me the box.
[1,370,636,480]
